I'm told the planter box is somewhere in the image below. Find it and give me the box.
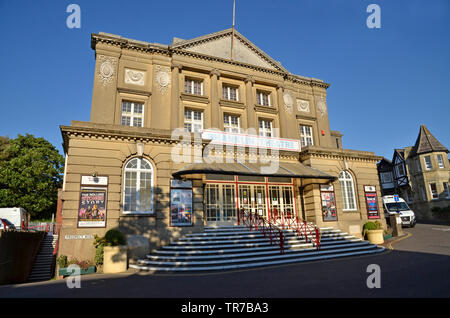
[59,266,96,277]
[103,245,128,274]
[383,233,392,240]
[366,229,384,245]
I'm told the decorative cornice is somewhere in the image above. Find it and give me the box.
[299,146,382,162]
[219,99,246,110]
[254,105,278,115]
[180,93,210,104]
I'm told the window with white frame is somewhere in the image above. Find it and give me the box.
[437,154,445,169]
[258,119,273,137]
[123,157,153,214]
[184,109,203,133]
[299,125,314,147]
[424,155,432,170]
[256,90,271,106]
[222,84,239,101]
[184,78,203,95]
[443,182,449,198]
[339,171,357,211]
[121,101,144,127]
[429,182,438,199]
[223,114,240,133]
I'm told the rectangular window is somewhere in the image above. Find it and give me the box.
[299,125,314,147]
[381,172,393,183]
[429,183,438,199]
[223,114,240,133]
[424,156,432,170]
[396,163,405,177]
[222,85,239,101]
[184,78,203,95]
[443,182,449,198]
[256,90,271,106]
[258,119,272,137]
[416,158,421,172]
[184,109,203,133]
[121,101,144,127]
[437,154,445,169]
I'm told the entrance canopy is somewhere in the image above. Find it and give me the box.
[172,161,336,180]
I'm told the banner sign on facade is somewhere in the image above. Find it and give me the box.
[320,185,338,222]
[170,180,193,227]
[201,129,301,152]
[364,185,380,219]
[78,187,107,228]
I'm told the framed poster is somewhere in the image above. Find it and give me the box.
[364,185,380,219]
[320,184,338,222]
[170,180,193,227]
[78,187,107,228]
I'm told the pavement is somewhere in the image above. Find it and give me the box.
[0,222,449,301]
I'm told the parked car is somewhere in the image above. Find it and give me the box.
[0,207,28,230]
[382,195,416,227]
[0,218,16,230]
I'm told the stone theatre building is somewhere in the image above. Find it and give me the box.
[59,29,385,261]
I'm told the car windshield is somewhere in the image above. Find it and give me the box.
[386,202,410,212]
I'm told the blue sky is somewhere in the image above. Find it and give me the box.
[0,0,449,160]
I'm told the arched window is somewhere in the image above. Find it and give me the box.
[339,171,357,211]
[123,157,153,214]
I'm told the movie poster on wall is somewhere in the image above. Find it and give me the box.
[320,185,338,221]
[364,186,380,219]
[78,187,107,227]
[170,187,193,227]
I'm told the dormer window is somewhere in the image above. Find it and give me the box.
[222,84,238,101]
[256,90,271,106]
[184,78,203,95]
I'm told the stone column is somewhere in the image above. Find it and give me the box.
[171,63,182,130]
[209,69,221,128]
[245,75,256,131]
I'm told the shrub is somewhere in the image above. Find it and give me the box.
[57,255,68,268]
[363,221,383,237]
[104,229,126,246]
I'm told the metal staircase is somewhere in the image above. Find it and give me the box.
[28,233,58,282]
[130,225,385,272]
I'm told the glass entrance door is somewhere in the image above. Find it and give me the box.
[205,183,237,225]
[238,185,267,217]
[269,185,295,221]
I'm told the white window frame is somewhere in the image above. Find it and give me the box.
[184,109,203,133]
[123,157,154,214]
[256,90,271,106]
[184,78,203,95]
[121,101,144,127]
[339,170,357,211]
[222,84,239,102]
[299,125,314,147]
[258,119,273,137]
[424,155,432,170]
[443,182,449,199]
[437,154,445,169]
[429,182,438,200]
[223,114,240,133]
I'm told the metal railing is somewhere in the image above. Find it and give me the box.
[268,209,321,250]
[238,208,285,254]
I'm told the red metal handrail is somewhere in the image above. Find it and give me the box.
[239,208,284,254]
[268,209,321,250]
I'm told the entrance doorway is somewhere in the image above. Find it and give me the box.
[238,185,267,217]
[205,184,237,226]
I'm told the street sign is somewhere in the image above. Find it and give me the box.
[394,194,399,202]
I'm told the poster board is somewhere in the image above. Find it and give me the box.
[364,185,380,219]
[78,186,107,228]
[320,184,338,222]
[170,180,193,227]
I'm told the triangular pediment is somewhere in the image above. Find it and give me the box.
[171,29,287,72]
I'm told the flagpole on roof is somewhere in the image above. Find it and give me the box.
[231,0,235,60]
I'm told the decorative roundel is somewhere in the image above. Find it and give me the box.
[283,92,293,107]
[297,99,310,112]
[156,70,170,88]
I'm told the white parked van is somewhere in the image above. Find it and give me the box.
[382,195,416,227]
[0,207,28,230]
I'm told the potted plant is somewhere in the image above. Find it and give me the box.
[94,229,128,274]
[363,221,384,244]
[57,255,96,277]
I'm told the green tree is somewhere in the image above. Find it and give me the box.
[0,136,10,161]
[0,134,64,220]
